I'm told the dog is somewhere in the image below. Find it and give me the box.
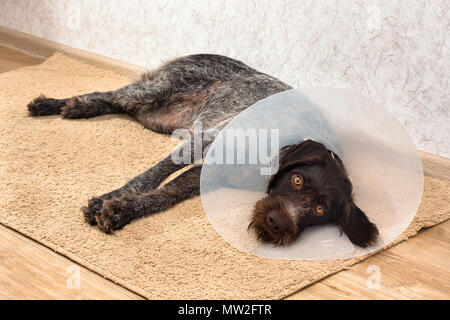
[27,54,378,247]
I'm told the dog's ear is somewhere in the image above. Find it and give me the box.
[337,200,379,248]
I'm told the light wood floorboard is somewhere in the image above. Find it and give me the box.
[0,225,142,300]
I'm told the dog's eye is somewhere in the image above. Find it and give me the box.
[291,175,303,187]
[314,204,325,215]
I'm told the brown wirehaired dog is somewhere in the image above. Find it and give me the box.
[249,140,379,247]
[27,54,378,247]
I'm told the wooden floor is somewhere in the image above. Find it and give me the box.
[0,40,449,300]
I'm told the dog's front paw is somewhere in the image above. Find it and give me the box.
[27,95,65,116]
[81,196,104,225]
[96,195,136,233]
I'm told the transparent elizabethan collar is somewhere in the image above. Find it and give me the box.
[200,88,423,260]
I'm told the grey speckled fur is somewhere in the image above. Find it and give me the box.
[27,54,292,233]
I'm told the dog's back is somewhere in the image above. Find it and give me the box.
[131,54,292,132]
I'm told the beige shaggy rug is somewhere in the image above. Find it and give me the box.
[0,53,449,299]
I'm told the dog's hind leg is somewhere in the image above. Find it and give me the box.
[28,90,126,119]
[27,91,123,118]
[28,77,171,121]
[27,95,70,116]
[95,165,202,233]
[60,91,124,119]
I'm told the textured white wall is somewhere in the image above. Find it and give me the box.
[0,0,448,157]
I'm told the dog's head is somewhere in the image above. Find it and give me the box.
[249,139,378,247]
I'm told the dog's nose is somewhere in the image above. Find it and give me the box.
[266,211,289,232]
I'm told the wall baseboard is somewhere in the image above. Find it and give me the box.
[0,26,144,78]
